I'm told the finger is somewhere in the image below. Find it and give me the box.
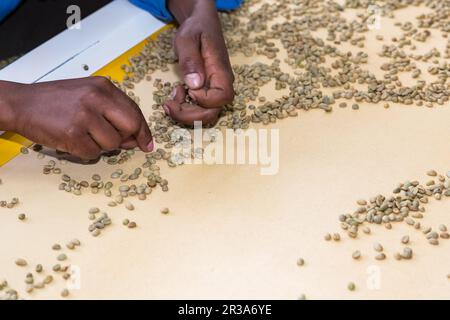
[120,137,138,150]
[163,84,185,117]
[175,32,206,90]
[164,100,221,126]
[99,86,153,152]
[188,84,235,109]
[187,35,235,108]
[88,116,122,151]
[135,121,154,152]
[171,85,187,103]
[71,134,102,160]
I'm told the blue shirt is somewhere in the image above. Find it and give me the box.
[129,0,243,21]
[0,0,21,22]
[0,0,243,23]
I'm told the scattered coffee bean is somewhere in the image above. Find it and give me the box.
[375,253,386,261]
[15,259,27,267]
[347,282,356,291]
[352,250,361,260]
[401,247,413,260]
[373,243,383,252]
[61,289,69,298]
[401,236,410,244]
[57,254,67,261]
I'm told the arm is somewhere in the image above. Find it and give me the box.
[0,78,153,159]
[0,81,16,132]
[163,0,236,125]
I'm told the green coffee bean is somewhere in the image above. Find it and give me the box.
[401,247,413,260]
[44,275,53,284]
[375,253,386,260]
[125,202,135,211]
[128,222,137,229]
[89,208,100,214]
[332,233,341,241]
[427,170,437,177]
[15,259,28,267]
[92,229,101,237]
[61,289,69,298]
[347,282,356,291]
[352,250,361,260]
[373,243,383,252]
[57,254,67,261]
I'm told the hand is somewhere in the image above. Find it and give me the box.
[164,0,235,125]
[0,77,153,159]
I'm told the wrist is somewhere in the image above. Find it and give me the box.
[0,80,19,132]
[168,0,216,24]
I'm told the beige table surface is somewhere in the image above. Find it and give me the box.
[1,1,449,300]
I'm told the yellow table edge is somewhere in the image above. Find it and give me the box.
[0,25,172,167]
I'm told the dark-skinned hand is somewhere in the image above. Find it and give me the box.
[163,0,235,126]
[0,77,153,160]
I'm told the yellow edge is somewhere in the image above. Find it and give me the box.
[92,24,172,80]
[0,24,172,167]
[0,133,33,166]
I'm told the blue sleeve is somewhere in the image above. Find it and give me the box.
[129,0,243,22]
[0,0,21,22]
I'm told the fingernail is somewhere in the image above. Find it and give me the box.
[185,73,202,89]
[163,105,171,116]
[147,140,154,152]
[169,88,177,100]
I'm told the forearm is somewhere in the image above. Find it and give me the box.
[168,0,217,24]
[0,80,18,132]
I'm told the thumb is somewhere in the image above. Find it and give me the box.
[120,137,138,150]
[135,120,154,153]
[175,33,206,90]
